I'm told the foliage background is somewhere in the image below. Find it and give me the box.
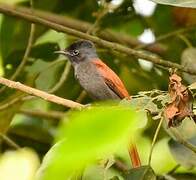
[0,0,195,180]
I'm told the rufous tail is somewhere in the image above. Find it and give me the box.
[129,143,141,168]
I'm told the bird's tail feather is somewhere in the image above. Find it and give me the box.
[129,143,141,168]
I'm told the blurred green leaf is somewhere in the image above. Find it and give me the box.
[181,48,196,84]
[36,105,145,180]
[0,0,59,60]
[150,6,174,35]
[0,92,24,133]
[34,60,65,91]
[0,109,17,134]
[3,42,59,78]
[168,137,196,168]
[30,43,60,62]
[172,173,196,180]
[8,116,53,156]
[0,148,39,180]
[151,0,196,8]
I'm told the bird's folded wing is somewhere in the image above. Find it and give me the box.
[93,59,130,99]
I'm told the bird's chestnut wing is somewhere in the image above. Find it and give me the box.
[93,60,130,99]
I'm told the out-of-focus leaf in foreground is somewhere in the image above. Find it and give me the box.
[36,105,146,180]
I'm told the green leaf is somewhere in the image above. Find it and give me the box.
[168,137,196,168]
[3,42,59,78]
[181,48,196,84]
[172,173,196,180]
[123,166,156,180]
[36,105,145,180]
[34,60,65,91]
[0,92,24,133]
[0,0,59,60]
[151,0,196,8]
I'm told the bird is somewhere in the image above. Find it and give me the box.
[55,39,141,168]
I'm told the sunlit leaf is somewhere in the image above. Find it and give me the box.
[151,138,176,173]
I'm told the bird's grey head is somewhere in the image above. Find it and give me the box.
[55,40,98,65]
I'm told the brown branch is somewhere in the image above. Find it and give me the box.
[0,4,195,75]
[19,109,64,120]
[0,77,84,109]
[0,61,71,111]
[0,3,165,54]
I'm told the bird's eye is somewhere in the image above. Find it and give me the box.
[72,50,79,56]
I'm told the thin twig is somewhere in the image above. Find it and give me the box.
[0,1,35,93]
[87,1,108,35]
[0,4,195,75]
[0,3,165,54]
[0,133,20,149]
[177,34,192,48]
[19,109,64,120]
[0,77,84,109]
[48,61,72,93]
[148,116,164,166]
[0,94,26,110]
[76,90,87,103]
[167,164,181,175]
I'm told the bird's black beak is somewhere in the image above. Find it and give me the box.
[54,50,70,56]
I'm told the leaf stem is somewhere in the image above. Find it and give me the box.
[148,116,164,166]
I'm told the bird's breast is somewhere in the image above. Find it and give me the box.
[74,62,119,100]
